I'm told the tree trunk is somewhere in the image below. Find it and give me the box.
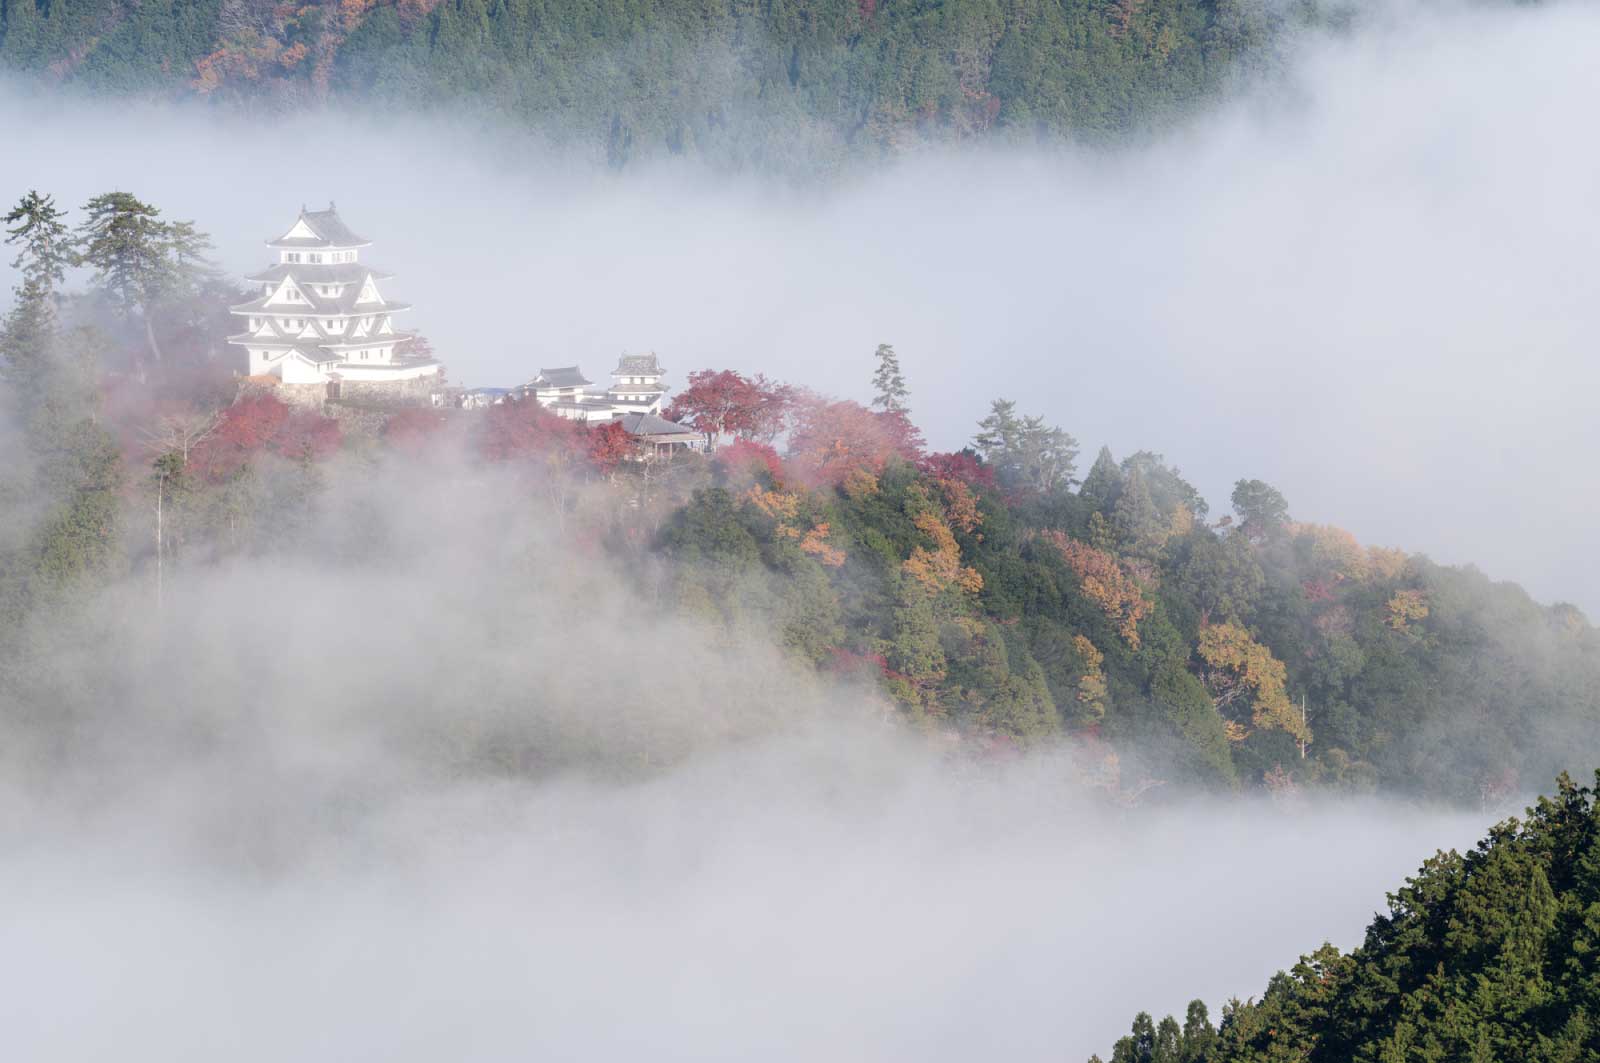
[145,313,163,365]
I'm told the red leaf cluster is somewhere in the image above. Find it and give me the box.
[586,420,634,473]
[714,439,785,485]
[920,450,996,489]
[477,398,583,463]
[193,393,341,479]
[667,369,793,443]
[786,398,924,489]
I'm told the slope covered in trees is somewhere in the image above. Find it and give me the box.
[1093,770,1600,1062]
[0,0,1303,170]
[4,187,1599,804]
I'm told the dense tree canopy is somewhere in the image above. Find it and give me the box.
[0,0,1317,172]
[1094,771,1600,1062]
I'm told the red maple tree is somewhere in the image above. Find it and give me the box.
[586,420,635,473]
[477,397,583,462]
[667,369,794,444]
[786,397,924,488]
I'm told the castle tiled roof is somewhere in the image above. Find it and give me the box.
[245,263,393,284]
[531,366,592,389]
[229,289,411,317]
[268,205,371,248]
[614,352,662,376]
[619,412,699,439]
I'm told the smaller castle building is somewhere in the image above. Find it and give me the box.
[515,352,670,422]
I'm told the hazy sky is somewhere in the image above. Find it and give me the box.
[5,2,1599,609]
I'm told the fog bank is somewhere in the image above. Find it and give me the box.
[0,449,1493,1061]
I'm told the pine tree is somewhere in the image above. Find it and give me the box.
[973,398,1021,459]
[870,342,909,414]
[76,192,191,365]
[4,190,74,302]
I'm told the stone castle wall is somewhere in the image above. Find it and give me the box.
[337,374,439,407]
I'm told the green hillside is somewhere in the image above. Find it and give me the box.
[0,0,1305,169]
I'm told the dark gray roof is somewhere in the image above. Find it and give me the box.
[531,366,592,389]
[614,352,663,376]
[268,205,371,248]
[245,263,392,284]
[229,289,410,317]
[619,412,699,439]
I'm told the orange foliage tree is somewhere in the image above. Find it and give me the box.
[1039,531,1151,648]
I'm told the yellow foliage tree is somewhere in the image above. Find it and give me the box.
[1073,635,1107,721]
[1196,622,1310,746]
[800,523,847,567]
[1040,531,1151,648]
[1291,523,1370,583]
[1386,589,1429,632]
[903,511,983,594]
[842,466,880,501]
[743,485,800,523]
[1367,546,1410,582]
[938,477,983,537]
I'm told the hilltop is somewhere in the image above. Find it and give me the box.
[4,189,1598,803]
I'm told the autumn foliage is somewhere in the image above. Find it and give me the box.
[1196,622,1309,745]
[1039,531,1151,648]
[786,398,923,489]
[668,370,793,443]
[586,420,635,473]
[192,393,340,479]
[477,398,583,463]
[714,439,785,485]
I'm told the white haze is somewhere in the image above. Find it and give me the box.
[0,3,1587,1059]
[0,453,1492,1063]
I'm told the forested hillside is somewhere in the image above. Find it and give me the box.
[4,189,1599,803]
[1094,770,1600,1062]
[0,0,1302,168]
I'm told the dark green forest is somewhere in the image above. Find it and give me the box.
[0,0,1311,169]
[1094,771,1600,1062]
[4,189,1598,805]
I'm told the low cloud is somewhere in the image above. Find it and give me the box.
[0,454,1491,1061]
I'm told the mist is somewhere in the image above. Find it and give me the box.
[0,448,1491,1062]
[1,1,1594,1057]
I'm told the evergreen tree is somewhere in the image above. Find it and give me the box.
[74,191,206,364]
[870,342,909,414]
[974,398,1022,466]
[1178,1000,1216,1063]
[974,398,1077,494]
[1112,465,1163,558]
[1230,478,1290,542]
[1080,445,1123,510]
[4,190,74,301]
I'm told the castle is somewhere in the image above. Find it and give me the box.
[227,206,704,458]
[230,205,442,404]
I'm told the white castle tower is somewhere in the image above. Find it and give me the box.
[229,204,442,401]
